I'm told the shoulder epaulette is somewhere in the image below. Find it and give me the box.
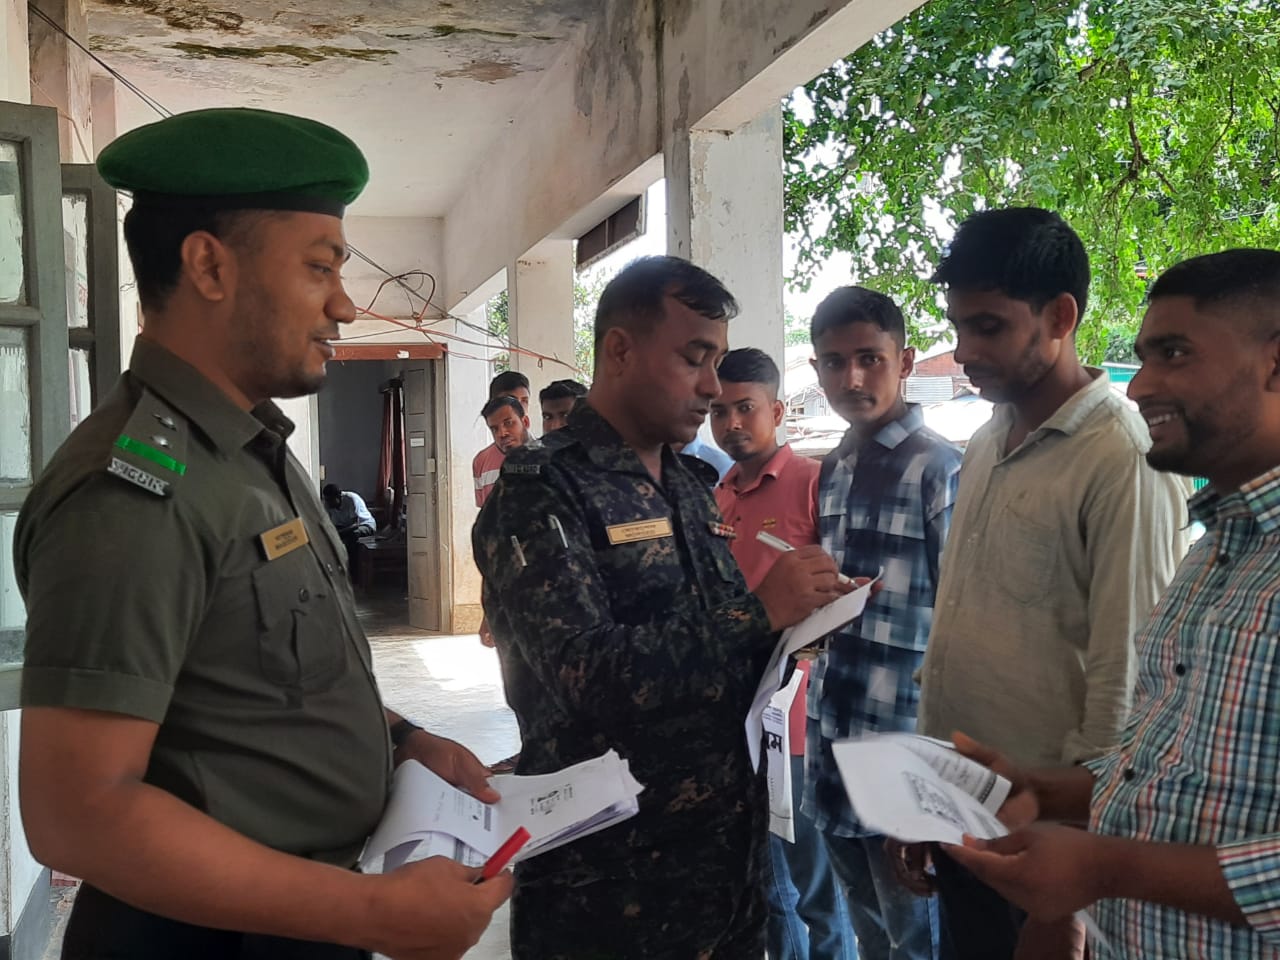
[105,389,189,498]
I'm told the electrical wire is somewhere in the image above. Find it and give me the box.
[32,5,583,372]
[28,4,171,118]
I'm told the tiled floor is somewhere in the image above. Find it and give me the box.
[363,588,520,959]
[40,586,520,960]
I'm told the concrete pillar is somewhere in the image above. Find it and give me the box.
[446,308,494,633]
[90,73,117,158]
[1,0,30,104]
[27,0,92,162]
[665,107,786,373]
[508,239,576,429]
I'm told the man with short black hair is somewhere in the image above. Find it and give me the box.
[15,107,509,960]
[711,347,857,960]
[475,255,850,958]
[473,370,531,508]
[806,286,961,960]
[482,396,534,453]
[538,379,588,434]
[911,207,1187,959]
[947,248,1280,960]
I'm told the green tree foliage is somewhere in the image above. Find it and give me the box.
[784,0,1280,360]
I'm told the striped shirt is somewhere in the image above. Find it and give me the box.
[1087,466,1280,957]
[473,443,505,508]
[803,404,962,837]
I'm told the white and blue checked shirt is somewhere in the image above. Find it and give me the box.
[803,404,961,837]
[1087,467,1280,958]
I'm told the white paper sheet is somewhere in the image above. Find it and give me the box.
[830,737,1007,845]
[765,669,803,842]
[746,573,880,770]
[359,750,644,873]
[830,734,1108,951]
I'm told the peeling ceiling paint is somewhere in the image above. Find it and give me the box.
[85,0,601,216]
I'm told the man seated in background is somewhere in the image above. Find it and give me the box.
[539,378,588,434]
[322,482,376,574]
[473,371,531,508]
[711,347,857,960]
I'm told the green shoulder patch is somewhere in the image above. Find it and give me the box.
[105,389,189,497]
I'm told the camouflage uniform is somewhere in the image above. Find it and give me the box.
[473,403,777,959]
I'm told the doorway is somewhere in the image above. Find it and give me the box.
[317,354,446,633]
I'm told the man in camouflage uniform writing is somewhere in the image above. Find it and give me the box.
[473,256,848,959]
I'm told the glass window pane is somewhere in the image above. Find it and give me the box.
[63,193,89,329]
[0,142,26,305]
[0,511,21,666]
[70,346,92,430]
[0,327,31,486]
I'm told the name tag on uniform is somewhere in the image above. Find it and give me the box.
[606,517,673,545]
[259,517,310,561]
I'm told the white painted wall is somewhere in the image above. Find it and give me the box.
[667,108,785,370]
[442,310,496,631]
[510,239,579,427]
[0,0,30,104]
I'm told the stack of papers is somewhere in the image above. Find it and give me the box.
[359,750,644,873]
[830,733,1010,844]
[746,572,880,770]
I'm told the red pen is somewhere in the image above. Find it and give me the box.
[477,826,530,882]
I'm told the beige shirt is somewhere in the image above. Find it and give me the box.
[917,369,1189,766]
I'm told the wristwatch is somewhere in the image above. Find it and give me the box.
[389,718,422,749]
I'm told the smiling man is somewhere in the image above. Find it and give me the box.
[473,256,850,959]
[15,108,510,960]
[946,248,1280,960]
[911,207,1187,960]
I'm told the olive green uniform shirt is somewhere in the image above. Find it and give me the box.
[16,340,391,866]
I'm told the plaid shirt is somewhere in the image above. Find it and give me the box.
[803,404,961,837]
[1087,466,1280,958]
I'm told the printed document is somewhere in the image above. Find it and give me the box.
[764,669,803,842]
[830,734,1010,844]
[360,749,644,873]
[746,573,880,769]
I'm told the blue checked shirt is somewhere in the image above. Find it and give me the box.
[803,404,961,837]
[1087,467,1280,958]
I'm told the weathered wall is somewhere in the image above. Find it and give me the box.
[0,0,30,103]
[443,0,661,308]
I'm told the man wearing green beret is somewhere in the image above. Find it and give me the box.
[14,108,511,959]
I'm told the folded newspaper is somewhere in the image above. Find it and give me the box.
[359,749,644,873]
[831,733,1011,844]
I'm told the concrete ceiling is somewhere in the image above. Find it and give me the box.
[86,0,601,217]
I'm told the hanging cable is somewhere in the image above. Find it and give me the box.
[28,4,171,118]
[32,5,580,371]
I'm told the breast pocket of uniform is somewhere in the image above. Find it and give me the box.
[994,508,1058,606]
[251,550,345,691]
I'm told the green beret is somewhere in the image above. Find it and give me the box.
[97,107,368,217]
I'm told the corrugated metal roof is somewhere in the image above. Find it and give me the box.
[904,376,955,403]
